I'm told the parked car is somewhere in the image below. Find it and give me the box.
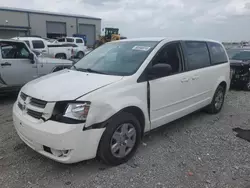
[227,48,250,90]
[60,43,81,58]
[13,38,230,165]
[0,39,72,93]
[12,37,74,59]
[57,37,87,58]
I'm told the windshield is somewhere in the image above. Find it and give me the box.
[227,49,250,60]
[72,41,159,76]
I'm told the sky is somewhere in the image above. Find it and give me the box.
[1,0,250,41]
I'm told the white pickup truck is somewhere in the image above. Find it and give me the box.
[12,37,74,59]
[56,37,88,58]
[0,39,73,93]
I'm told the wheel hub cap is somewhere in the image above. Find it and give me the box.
[215,90,224,110]
[110,123,136,158]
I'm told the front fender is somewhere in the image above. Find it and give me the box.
[84,96,149,131]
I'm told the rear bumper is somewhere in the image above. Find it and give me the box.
[13,102,105,164]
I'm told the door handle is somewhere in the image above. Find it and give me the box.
[1,62,11,66]
[181,78,189,83]
[192,75,199,80]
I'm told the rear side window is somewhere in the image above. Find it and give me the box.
[66,38,74,42]
[207,42,228,64]
[32,40,45,49]
[57,38,65,42]
[76,39,83,43]
[185,41,210,71]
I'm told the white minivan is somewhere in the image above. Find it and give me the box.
[13,38,230,165]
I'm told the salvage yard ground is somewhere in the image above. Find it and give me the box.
[0,91,250,188]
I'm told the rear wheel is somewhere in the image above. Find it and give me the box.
[55,54,66,59]
[98,112,141,166]
[205,85,226,114]
[77,51,85,59]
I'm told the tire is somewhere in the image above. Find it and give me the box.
[98,112,142,166]
[77,51,85,59]
[205,85,226,114]
[244,80,250,91]
[55,54,66,59]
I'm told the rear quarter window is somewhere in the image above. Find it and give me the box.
[207,42,228,64]
[32,40,45,49]
[66,38,74,42]
[184,41,210,71]
[76,39,83,43]
[57,38,65,42]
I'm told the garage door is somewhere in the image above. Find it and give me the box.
[0,30,26,39]
[46,21,66,38]
[78,24,95,47]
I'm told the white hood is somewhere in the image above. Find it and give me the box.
[21,69,123,101]
[37,57,73,65]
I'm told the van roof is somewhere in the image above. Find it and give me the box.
[113,37,221,44]
[12,37,46,41]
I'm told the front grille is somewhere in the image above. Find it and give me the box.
[30,98,47,108]
[18,92,48,120]
[20,92,28,101]
[27,109,43,119]
[18,102,23,110]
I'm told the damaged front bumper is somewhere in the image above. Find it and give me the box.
[230,64,250,87]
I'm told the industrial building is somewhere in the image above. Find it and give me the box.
[0,7,101,46]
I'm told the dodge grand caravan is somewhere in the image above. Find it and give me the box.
[13,38,230,165]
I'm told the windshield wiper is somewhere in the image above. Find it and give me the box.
[86,68,106,74]
[74,67,107,75]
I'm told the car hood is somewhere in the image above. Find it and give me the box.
[37,57,73,65]
[21,69,123,101]
[230,59,250,67]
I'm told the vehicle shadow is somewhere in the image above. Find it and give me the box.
[35,110,207,170]
[143,110,205,140]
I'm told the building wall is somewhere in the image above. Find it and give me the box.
[78,18,101,39]
[29,13,77,37]
[0,9,101,40]
[0,10,28,27]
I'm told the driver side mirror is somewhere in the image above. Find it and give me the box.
[147,63,172,80]
[29,53,35,64]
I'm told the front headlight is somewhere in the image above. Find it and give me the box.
[63,102,91,121]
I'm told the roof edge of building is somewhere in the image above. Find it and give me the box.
[0,6,102,20]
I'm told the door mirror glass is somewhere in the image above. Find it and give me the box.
[148,63,172,79]
[29,53,35,64]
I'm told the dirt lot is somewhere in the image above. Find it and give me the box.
[0,91,250,188]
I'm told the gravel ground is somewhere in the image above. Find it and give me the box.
[0,91,250,188]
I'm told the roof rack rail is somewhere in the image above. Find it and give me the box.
[24,35,42,38]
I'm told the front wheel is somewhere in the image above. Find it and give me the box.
[98,112,141,166]
[205,85,226,114]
